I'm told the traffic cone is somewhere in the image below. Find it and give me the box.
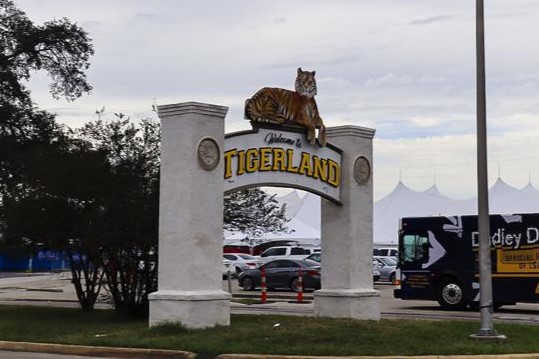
[297,268,303,303]
[261,266,267,304]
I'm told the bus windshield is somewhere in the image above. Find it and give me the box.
[401,233,428,263]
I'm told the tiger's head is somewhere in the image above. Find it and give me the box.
[295,67,317,99]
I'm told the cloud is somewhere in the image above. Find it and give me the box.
[129,13,168,25]
[18,0,539,200]
[410,14,457,25]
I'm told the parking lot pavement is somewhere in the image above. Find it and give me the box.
[0,272,78,304]
[0,273,405,315]
[0,272,46,280]
[0,273,380,304]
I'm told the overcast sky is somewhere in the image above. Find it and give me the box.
[17,0,539,200]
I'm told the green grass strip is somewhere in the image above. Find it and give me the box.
[0,305,538,357]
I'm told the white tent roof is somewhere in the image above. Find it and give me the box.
[276,189,303,220]
[374,179,539,244]
[224,179,539,246]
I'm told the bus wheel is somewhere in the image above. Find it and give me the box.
[436,278,468,310]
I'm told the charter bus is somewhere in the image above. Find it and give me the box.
[393,213,539,310]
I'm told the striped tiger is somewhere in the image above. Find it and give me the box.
[244,68,327,147]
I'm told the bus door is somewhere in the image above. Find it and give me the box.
[397,231,432,299]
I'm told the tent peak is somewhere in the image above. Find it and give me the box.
[423,184,443,197]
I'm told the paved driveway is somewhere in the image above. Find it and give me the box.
[0,272,37,279]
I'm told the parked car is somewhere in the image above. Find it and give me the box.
[258,246,315,262]
[306,252,321,262]
[373,256,397,283]
[373,247,398,259]
[372,260,381,282]
[222,258,235,279]
[307,253,380,283]
[238,258,321,292]
[223,253,262,274]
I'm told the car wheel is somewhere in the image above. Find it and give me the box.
[436,278,468,310]
[389,272,396,284]
[241,276,255,291]
[235,266,242,274]
[290,277,301,292]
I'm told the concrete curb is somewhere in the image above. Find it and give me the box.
[216,355,539,359]
[0,340,195,358]
[0,342,538,359]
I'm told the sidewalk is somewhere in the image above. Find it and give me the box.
[0,272,101,308]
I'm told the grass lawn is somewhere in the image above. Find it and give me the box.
[0,305,538,358]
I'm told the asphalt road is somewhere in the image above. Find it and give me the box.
[227,278,539,324]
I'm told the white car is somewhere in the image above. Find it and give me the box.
[222,258,235,278]
[373,247,398,258]
[259,246,315,262]
[223,253,262,274]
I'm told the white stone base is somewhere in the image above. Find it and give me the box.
[148,290,231,329]
[314,289,381,320]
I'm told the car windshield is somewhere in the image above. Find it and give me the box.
[378,257,397,266]
[302,259,321,267]
[237,254,256,260]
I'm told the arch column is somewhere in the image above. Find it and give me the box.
[148,102,231,329]
[314,126,380,320]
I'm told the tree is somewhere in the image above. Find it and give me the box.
[0,132,113,310]
[75,112,160,316]
[0,0,94,188]
[0,0,93,103]
[224,188,289,247]
[0,0,95,309]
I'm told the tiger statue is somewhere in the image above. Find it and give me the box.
[244,68,327,147]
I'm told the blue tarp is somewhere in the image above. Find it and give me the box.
[0,251,69,271]
[31,250,68,271]
[0,253,30,271]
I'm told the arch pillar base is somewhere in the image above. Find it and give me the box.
[149,290,231,329]
[314,289,380,320]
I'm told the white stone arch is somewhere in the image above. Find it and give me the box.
[149,102,380,329]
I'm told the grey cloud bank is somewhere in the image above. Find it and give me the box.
[17,0,539,200]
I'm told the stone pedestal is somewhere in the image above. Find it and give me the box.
[148,102,231,329]
[314,126,380,320]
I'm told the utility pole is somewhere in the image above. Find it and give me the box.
[470,0,506,341]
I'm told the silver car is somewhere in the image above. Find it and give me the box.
[308,253,380,282]
[373,256,397,283]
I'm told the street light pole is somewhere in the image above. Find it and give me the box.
[470,0,506,341]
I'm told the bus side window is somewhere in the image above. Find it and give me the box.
[402,234,429,263]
